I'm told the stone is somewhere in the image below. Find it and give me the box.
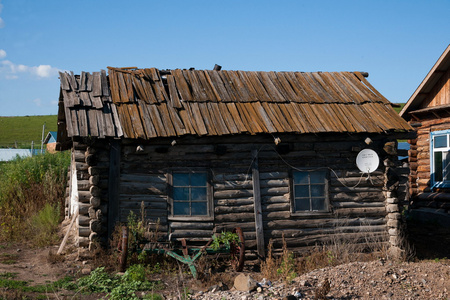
[208,282,227,292]
[81,267,91,275]
[234,274,258,292]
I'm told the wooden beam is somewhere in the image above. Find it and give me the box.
[107,139,121,243]
[252,149,265,259]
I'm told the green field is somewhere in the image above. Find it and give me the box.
[393,103,405,114]
[0,115,58,149]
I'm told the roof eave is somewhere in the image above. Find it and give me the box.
[400,44,450,119]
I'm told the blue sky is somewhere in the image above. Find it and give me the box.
[0,0,448,116]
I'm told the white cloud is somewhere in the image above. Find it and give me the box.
[32,64,58,78]
[0,2,4,29]
[0,59,60,79]
[32,98,42,107]
[0,49,6,59]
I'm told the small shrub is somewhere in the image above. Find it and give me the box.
[261,236,296,282]
[277,234,297,282]
[260,239,278,280]
[211,231,240,251]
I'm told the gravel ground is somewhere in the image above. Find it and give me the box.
[173,260,450,300]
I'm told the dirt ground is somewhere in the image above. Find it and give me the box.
[0,219,449,299]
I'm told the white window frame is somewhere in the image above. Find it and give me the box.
[168,170,214,221]
[430,129,450,189]
[290,169,330,216]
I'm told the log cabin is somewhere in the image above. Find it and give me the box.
[399,44,450,224]
[56,66,414,259]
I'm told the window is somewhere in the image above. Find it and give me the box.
[430,130,450,188]
[170,172,211,217]
[291,170,328,213]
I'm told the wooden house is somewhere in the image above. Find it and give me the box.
[399,44,450,222]
[57,66,414,258]
[43,131,58,153]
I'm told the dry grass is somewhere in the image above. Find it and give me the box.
[261,220,394,281]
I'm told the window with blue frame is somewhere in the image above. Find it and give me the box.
[431,130,450,188]
[291,170,329,213]
[171,172,210,217]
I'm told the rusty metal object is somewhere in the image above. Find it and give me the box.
[119,226,128,272]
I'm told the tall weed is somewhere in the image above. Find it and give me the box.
[0,151,70,243]
[29,203,61,246]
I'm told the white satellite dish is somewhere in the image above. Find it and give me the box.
[356,149,379,173]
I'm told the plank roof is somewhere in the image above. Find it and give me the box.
[58,67,413,139]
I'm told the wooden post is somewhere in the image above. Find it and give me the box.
[252,149,265,259]
[107,139,121,242]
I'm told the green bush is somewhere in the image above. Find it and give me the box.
[0,151,70,243]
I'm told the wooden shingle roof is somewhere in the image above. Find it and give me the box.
[58,67,413,139]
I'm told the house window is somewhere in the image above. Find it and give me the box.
[291,170,328,213]
[171,172,210,217]
[430,130,450,188]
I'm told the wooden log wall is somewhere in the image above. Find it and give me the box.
[408,117,450,211]
[111,134,405,257]
[68,139,112,249]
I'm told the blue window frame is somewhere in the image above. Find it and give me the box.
[171,172,209,217]
[430,130,450,188]
[291,170,329,213]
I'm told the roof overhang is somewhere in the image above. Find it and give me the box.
[400,44,450,120]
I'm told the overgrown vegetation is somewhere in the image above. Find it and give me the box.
[76,266,164,300]
[0,115,57,149]
[0,151,70,244]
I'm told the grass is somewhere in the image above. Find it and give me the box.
[0,115,57,149]
[393,103,405,114]
[0,151,70,244]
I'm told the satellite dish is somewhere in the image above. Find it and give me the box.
[356,149,379,173]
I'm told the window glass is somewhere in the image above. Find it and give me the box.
[444,152,450,182]
[310,171,325,184]
[173,173,190,186]
[434,152,443,182]
[172,172,208,217]
[434,135,447,148]
[191,173,207,186]
[311,185,325,197]
[293,171,327,212]
[191,187,207,200]
[295,198,310,211]
[191,202,207,215]
[295,185,309,198]
[311,197,326,211]
[173,202,190,215]
[173,187,189,201]
[430,131,450,187]
[293,172,308,184]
